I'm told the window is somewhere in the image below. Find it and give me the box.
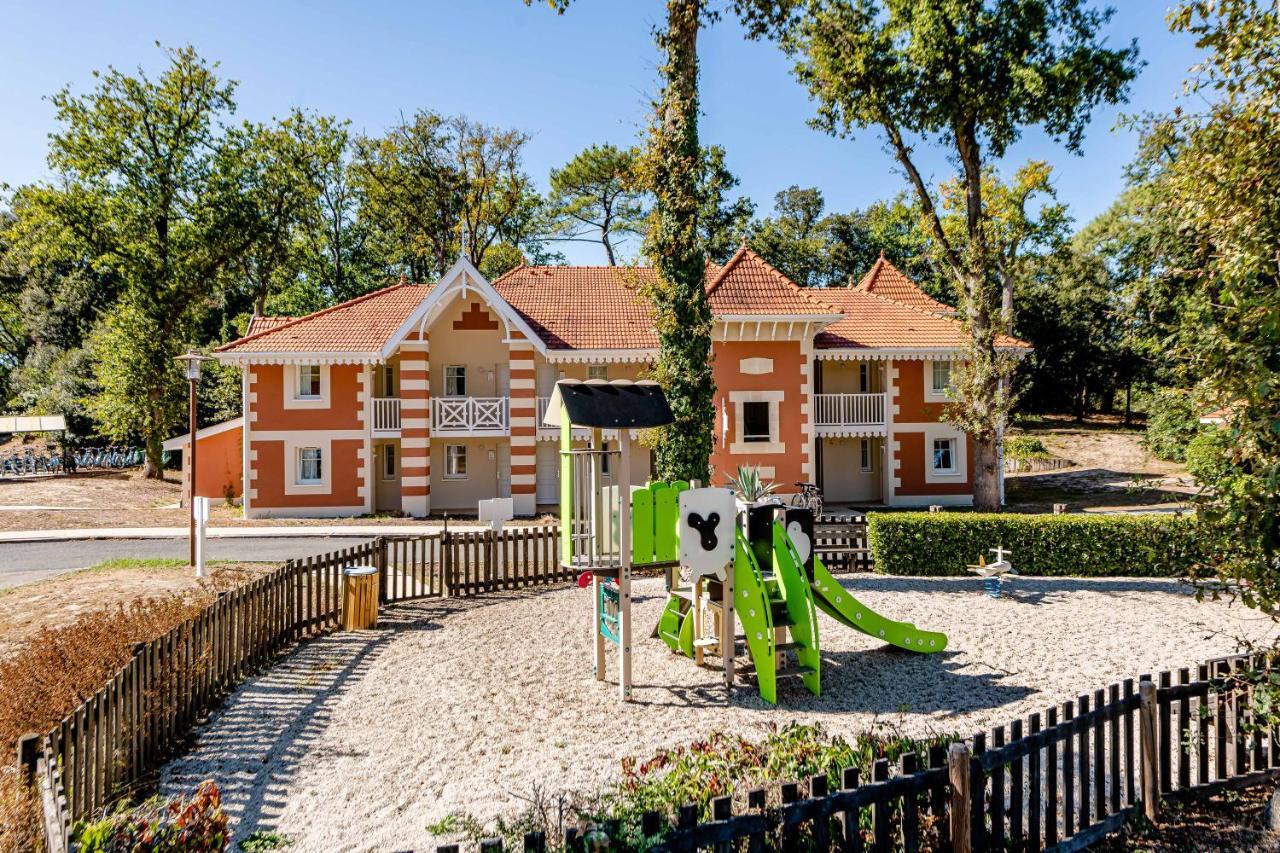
[445,444,467,479]
[859,438,874,472]
[382,444,397,479]
[742,402,771,443]
[297,365,322,399]
[931,360,953,394]
[298,447,323,483]
[445,365,466,397]
[859,363,870,393]
[382,365,396,397]
[932,438,956,473]
[587,364,608,381]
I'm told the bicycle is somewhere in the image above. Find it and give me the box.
[790,481,824,519]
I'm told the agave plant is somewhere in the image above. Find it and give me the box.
[726,465,778,503]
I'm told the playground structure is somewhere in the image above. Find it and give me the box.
[549,378,949,704]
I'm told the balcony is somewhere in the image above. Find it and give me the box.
[371,397,401,434]
[814,393,887,437]
[431,396,510,436]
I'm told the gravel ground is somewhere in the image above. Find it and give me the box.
[161,574,1275,852]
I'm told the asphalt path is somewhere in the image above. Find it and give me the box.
[0,536,376,589]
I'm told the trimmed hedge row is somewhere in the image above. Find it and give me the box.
[866,512,1205,577]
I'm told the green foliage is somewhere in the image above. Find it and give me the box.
[1128,0,1280,611]
[1185,429,1232,486]
[867,512,1205,577]
[1142,388,1204,463]
[726,464,777,502]
[637,0,716,485]
[1004,436,1050,461]
[747,0,1140,509]
[433,723,955,851]
[238,830,292,852]
[547,143,646,265]
[72,780,228,852]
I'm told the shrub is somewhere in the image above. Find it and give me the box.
[73,780,228,852]
[0,594,215,852]
[866,512,1205,577]
[1142,388,1204,462]
[1185,429,1232,486]
[1004,435,1051,461]
[432,722,956,850]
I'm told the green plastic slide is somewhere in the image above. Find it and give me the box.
[732,529,778,703]
[770,522,821,697]
[809,556,948,653]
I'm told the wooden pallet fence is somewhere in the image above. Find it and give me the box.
[814,515,872,573]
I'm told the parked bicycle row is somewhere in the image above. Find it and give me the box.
[0,445,147,476]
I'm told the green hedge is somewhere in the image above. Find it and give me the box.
[866,512,1205,577]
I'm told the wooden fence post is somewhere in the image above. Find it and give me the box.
[16,732,38,787]
[442,531,453,598]
[949,741,972,853]
[1140,679,1160,823]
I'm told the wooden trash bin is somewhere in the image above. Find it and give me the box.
[342,565,379,630]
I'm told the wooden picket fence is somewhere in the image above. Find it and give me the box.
[815,514,872,573]
[18,527,567,853]
[431,653,1280,853]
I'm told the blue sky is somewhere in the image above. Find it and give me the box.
[1,1,1202,265]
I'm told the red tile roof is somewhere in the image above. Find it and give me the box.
[817,288,1028,350]
[851,255,954,313]
[244,316,292,336]
[216,284,430,354]
[493,247,839,349]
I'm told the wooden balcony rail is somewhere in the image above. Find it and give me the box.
[814,392,886,428]
[371,397,401,432]
[431,396,510,434]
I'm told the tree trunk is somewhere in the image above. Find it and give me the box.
[603,234,617,266]
[972,434,1001,511]
[143,431,165,480]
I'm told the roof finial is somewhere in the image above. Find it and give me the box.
[399,272,408,286]
[878,250,886,260]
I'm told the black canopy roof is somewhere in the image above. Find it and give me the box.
[544,379,674,429]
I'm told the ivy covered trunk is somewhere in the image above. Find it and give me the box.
[643,0,715,484]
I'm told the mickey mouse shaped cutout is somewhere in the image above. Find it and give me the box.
[678,488,737,581]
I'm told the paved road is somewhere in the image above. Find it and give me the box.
[0,536,376,589]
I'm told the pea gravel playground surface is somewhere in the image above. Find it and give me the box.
[160,574,1272,852]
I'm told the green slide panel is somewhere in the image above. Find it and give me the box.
[656,594,686,654]
[631,488,655,565]
[652,483,678,563]
[810,556,949,653]
[771,523,821,697]
[733,530,778,704]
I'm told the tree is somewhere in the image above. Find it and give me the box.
[8,45,252,476]
[547,143,646,265]
[352,111,544,281]
[696,144,756,263]
[1137,0,1280,610]
[747,0,1140,509]
[748,186,833,286]
[635,0,718,483]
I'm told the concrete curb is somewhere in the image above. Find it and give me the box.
[0,524,498,544]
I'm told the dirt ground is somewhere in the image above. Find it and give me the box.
[1005,415,1195,513]
[0,561,273,658]
[0,470,526,531]
[1097,784,1280,852]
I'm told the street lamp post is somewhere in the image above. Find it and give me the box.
[174,350,211,569]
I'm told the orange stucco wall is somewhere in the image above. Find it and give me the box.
[250,364,363,431]
[893,432,975,496]
[251,438,364,508]
[708,340,809,489]
[185,426,243,500]
[892,359,949,423]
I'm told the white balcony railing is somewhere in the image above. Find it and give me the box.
[537,396,552,429]
[371,397,401,433]
[431,396,510,435]
[814,393,887,434]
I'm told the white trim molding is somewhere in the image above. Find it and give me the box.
[284,437,333,496]
[729,389,785,455]
[923,359,954,403]
[283,364,332,410]
[543,348,657,364]
[918,422,968,485]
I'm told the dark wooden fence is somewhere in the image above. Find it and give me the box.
[19,526,566,853]
[432,653,1280,853]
